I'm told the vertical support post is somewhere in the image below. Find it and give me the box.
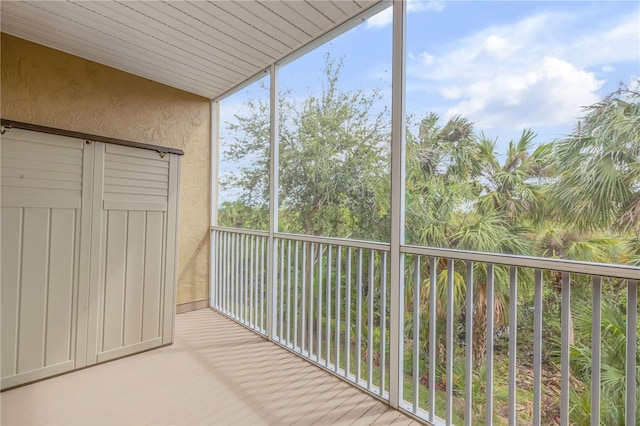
[389,0,406,409]
[267,64,279,340]
[210,101,220,309]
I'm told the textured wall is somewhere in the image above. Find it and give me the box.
[1,33,210,305]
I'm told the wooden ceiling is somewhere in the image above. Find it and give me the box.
[1,1,385,99]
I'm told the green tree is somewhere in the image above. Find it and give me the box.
[222,54,390,240]
[551,82,640,237]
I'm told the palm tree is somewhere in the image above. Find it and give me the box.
[569,297,640,425]
[405,114,541,367]
[476,130,551,225]
[550,82,640,238]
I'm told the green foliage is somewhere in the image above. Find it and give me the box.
[222,54,390,240]
[221,63,639,423]
[569,294,640,425]
[218,200,269,230]
[550,83,640,236]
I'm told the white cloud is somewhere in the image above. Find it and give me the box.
[441,86,462,100]
[446,57,603,128]
[366,0,445,29]
[407,6,638,130]
[483,35,519,59]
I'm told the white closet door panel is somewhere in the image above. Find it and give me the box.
[45,209,77,366]
[142,211,164,341]
[102,210,127,352]
[1,128,179,388]
[123,211,145,347]
[100,209,167,352]
[1,129,82,389]
[17,208,50,374]
[1,207,22,378]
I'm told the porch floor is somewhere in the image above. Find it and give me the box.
[1,309,418,425]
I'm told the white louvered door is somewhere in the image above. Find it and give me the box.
[1,129,87,389]
[88,143,179,364]
[1,128,179,389]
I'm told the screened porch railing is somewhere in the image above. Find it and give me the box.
[210,226,638,426]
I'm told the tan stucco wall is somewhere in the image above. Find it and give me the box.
[1,33,210,305]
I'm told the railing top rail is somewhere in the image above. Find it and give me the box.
[402,244,640,280]
[274,232,391,251]
[211,226,639,280]
[212,226,269,238]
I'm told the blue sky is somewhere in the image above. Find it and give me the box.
[220,0,639,197]
[282,0,638,144]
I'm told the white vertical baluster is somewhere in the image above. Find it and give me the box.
[626,280,637,426]
[260,236,266,333]
[317,244,323,363]
[533,269,542,426]
[301,242,307,353]
[465,262,474,426]
[250,235,254,327]
[380,251,387,397]
[560,272,571,426]
[234,233,238,317]
[309,243,315,357]
[345,247,352,379]
[335,246,342,372]
[279,239,285,340]
[508,267,518,425]
[253,236,259,329]
[591,276,601,426]
[356,248,363,384]
[428,256,437,422]
[243,234,248,323]
[446,260,454,426]
[326,245,332,367]
[294,241,300,351]
[486,264,495,426]
[287,239,292,345]
[368,250,375,388]
[413,255,420,413]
